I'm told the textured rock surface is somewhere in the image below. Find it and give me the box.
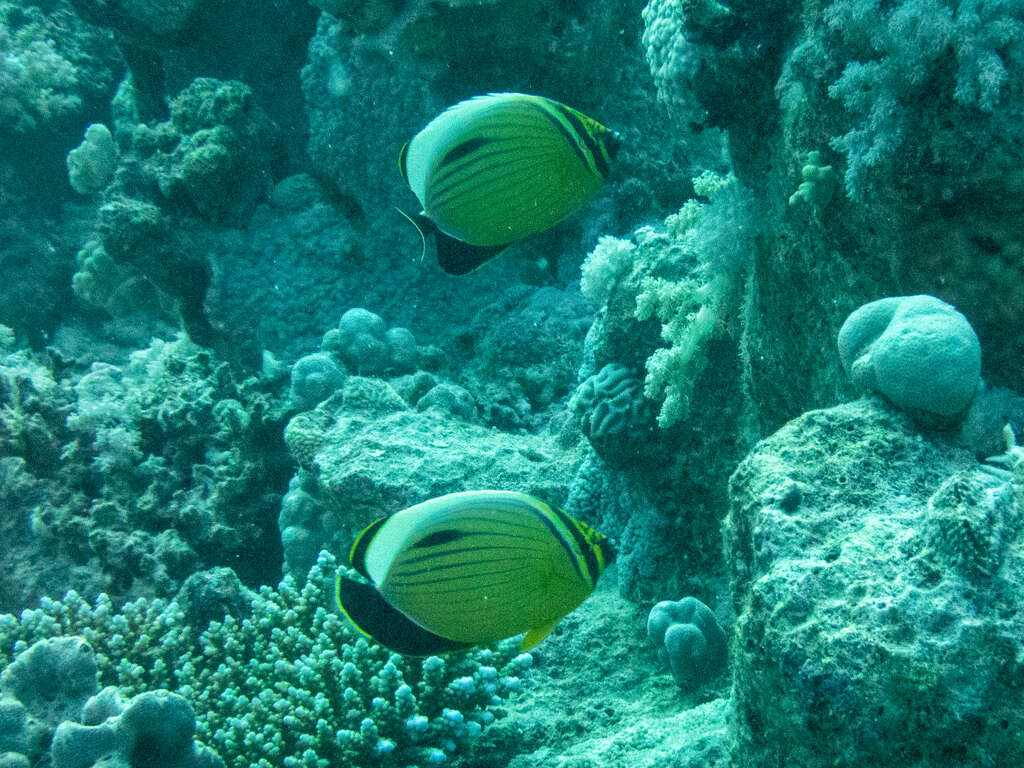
[726,398,1024,767]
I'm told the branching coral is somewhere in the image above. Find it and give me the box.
[631,172,756,427]
[0,552,531,768]
[823,0,1024,199]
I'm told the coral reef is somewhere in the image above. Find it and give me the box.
[0,553,529,768]
[726,398,1024,767]
[279,376,580,578]
[0,334,291,610]
[561,171,755,599]
[580,171,756,429]
[4,1,1024,767]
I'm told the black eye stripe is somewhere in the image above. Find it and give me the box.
[531,100,590,170]
[552,103,609,178]
[412,529,467,548]
[438,136,497,169]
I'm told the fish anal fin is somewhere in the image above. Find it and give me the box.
[336,575,472,657]
[435,231,508,275]
[521,621,559,651]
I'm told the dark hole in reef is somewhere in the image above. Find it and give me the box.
[968,234,1001,255]
[131,733,179,768]
[778,484,802,512]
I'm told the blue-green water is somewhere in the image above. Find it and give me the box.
[1,1,1023,766]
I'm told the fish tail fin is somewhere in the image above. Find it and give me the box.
[394,207,435,263]
[336,573,472,657]
[435,232,508,275]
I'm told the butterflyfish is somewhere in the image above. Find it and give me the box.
[399,92,621,275]
[336,490,615,656]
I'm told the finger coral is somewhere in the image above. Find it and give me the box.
[0,552,531,768]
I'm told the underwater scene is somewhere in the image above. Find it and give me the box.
[2,0,1024,766]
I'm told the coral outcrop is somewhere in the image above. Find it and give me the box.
[647,597,728,690]
[838,295,982,426]
[726,399,1024,767]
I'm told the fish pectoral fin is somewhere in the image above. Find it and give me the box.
[521,620,559,651]
[434,231,508,275]
[336,575,473,657]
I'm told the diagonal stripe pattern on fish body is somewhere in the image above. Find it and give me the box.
[399,93,621,275]
[336,490,615,656]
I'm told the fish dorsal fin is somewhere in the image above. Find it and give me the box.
[336,574,472,656]
[435,230,508,275]
[521,620,559,651]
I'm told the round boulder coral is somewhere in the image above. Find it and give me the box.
[289,352,347,410]
[324,309,419,377]
[330,308,390,375]
[838,295,982,426]
[647,597,727,689]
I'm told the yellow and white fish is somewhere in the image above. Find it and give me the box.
[336,490,614,655]
[399,92,621,275]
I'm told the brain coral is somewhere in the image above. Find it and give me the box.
[572,363,656,467]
